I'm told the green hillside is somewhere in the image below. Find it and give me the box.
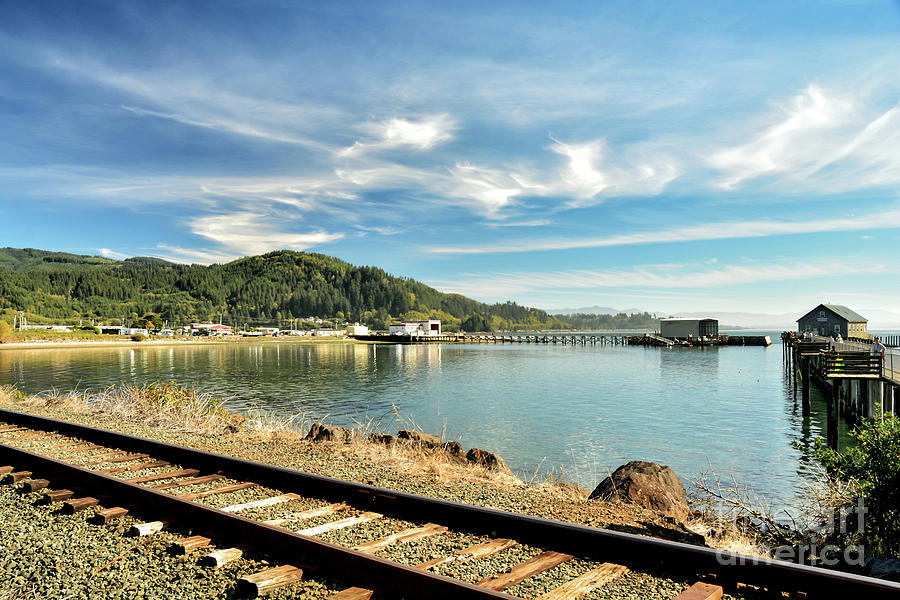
[0,248,564,332]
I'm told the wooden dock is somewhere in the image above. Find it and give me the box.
[351,332,772,347]
[782,332,900,450]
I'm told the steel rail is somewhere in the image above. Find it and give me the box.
[2,408,899,598]
[0,440,508,600]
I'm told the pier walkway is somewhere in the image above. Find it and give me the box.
[783,332,900,450]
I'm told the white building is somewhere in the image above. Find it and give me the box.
[121,328,149,336]
[388,320,442,336]
[347,324,370,336]
[314,329,345,337]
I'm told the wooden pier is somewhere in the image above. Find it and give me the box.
[782,332,900,450]
[351,332,772,347]
[462,333,630,345]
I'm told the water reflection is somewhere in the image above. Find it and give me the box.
[0,337,830,509]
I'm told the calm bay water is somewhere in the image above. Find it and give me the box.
[0,333,840,509]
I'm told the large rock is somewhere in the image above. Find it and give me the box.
[305,422,357,443]
[866,558,900,582]
[368,433,394,445]
[589,461,689,521]
[397,429,444,449]
[466,447,514,476]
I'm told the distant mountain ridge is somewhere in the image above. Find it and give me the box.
[551,305,646,316]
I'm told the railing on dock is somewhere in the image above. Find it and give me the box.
[823,351,882,379]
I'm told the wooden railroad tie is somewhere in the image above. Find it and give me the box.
[220,492,301,513]
[416,538,517,570]
[672,582,724,600]
[263,502,347,527]
[93,507,129,524]
[0,426,29,433]
[176,481,257,501]
[129,521,165,537]
[150,473,223,491]
[237,565,303,597]
[4,470,32,484]
[476,550,573,592]
[85,452,150,466]
[4,432,64,442]
[80,449,134,460]
[200,547,243,568]
[170,535,211,555]
[125,468,201,484]
[22,478,50,493]
[99,460,170,475]
[352,523,448,554]
[295,512,382,536]
[45,443,104,454]
[44,489,74,503]
[326,588,373,600]
[63,497,99,514]
[539,563,628,600]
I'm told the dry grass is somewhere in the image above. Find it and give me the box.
[0,382,243,435]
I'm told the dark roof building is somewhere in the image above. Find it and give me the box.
[797,304,870,339]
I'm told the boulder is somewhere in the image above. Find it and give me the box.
[866,558,900,582]
[305,422,356,443]
[466,447,513,476]
[397,429,444,449]
[589,461,689,521]
[444,440,463,455]
[368,433,394,445]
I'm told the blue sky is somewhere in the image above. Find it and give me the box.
[3,1,900,316]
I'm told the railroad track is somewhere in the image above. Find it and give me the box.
[0,408,898,599]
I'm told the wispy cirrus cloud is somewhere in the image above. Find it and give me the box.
[428,206,900,254]
[48,54,344,152]
[340,114,456,156]
[708,84,900,191]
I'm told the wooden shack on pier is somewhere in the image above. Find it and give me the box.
[659,318,718,339]
[797,304,870,339]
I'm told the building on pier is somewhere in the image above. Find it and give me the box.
[388,320,442,336]
[659,318,718,339]
[796,304,870,339]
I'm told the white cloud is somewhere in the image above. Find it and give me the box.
[189,212,344,258]
[428,206,900,254]
[548,136,681,205]
[340,114,456,156]
[98,248,129,260]
[152,244,240,265]
[709,84,900,191]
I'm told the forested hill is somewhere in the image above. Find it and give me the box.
[0,248,565,331]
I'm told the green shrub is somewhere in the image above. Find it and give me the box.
[815,416,900,557]
[131,333,147,342]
